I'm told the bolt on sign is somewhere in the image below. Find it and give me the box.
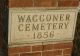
[8,8,77,46]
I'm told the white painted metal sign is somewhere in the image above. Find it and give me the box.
[8,8,77,45]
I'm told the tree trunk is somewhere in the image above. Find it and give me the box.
[72,11,80,56]
[0,0,8,56]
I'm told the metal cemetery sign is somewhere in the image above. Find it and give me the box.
[8,8,77,45]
